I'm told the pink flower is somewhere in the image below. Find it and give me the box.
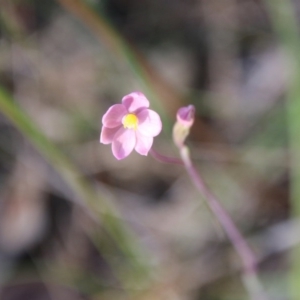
[100,92,162,160]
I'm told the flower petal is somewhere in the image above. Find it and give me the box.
[102,104,127,128]
[100,126,121,144]
[122,92,149,113]
[137,109,162,137]
[135,132,153,156]
[112,127,136,160]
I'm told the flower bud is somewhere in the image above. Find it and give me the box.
[173,105,195,148]
[177,105,195,127]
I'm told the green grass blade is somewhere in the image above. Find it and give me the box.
[263,1,300,298]
[0,85,150,287]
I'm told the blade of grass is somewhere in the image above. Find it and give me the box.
[56,0,182,133]
[263,0,300,299]
[0,85,150,289]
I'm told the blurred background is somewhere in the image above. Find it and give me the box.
[0,0,299,299]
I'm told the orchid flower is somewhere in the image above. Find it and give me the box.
[100,92,162,160]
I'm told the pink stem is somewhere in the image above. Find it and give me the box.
[151,146,268,300]
[181,146,256,272]
[149,148,183,166]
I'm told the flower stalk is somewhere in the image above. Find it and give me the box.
[152,105,268,300]
[179,145,266,300]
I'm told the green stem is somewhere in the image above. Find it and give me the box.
[263,1,300,299]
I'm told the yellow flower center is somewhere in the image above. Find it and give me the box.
[122,113,138,130]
